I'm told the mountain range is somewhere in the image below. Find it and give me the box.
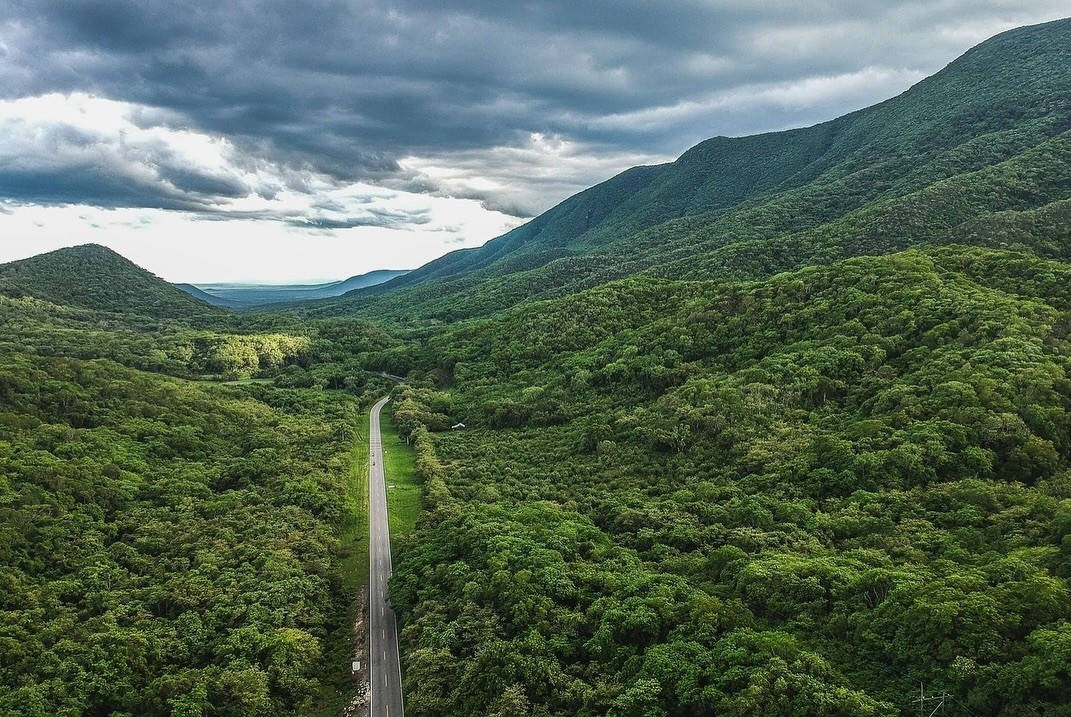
[176,270,410,309]
[285,17,1071,323]
[5,19,1070,326]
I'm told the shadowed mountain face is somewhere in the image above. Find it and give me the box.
[0,244,218,319]
[299,17,1071,323]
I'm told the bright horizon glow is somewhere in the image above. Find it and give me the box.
[0,202,525,284]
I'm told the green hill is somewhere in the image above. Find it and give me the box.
[310,17,1071,323]
[0,244,219,319]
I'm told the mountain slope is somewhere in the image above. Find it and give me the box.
[0,244,218,319]
[310,17,1071,323]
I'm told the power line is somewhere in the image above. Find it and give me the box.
[912,684,949,717]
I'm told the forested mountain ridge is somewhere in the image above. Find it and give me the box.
[0,244,220,319]
[302,17,1071,323]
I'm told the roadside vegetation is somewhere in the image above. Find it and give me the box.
[298,409,372,717]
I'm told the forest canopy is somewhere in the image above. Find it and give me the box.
[387,246,1071,717]
[0,294,394,716]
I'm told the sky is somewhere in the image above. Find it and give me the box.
[0,2,1068,282]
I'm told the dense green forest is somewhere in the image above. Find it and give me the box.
[4,16,1071,717]
[0,282,398,716]
[8,242,1071,716]
[386,245,1071,716]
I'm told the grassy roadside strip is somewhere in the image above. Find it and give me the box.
[382,402,420,545]
[299,405,370,717]
[341,406,371,587]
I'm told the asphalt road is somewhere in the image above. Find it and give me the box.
[369,396,404,717]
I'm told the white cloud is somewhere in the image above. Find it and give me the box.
[0,92,529,281]
[0,202,523,283]
[398,132,673,216]
[0,93,256,206]
[588,67,928,133]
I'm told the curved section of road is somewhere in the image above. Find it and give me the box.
[369,396,404,717]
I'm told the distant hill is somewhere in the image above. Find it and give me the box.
[0,244,218,319]
[308,17,1071,322]
[174,282,241,309]
[180,269,410,308]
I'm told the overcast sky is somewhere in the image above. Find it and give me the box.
[0,1,1067,282]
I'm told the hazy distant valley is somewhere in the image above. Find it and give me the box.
[177,270,411,309]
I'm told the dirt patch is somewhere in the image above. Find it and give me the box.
[340,585,370,717]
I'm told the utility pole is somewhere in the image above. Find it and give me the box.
[912,684,949,717]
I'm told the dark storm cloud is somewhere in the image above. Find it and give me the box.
[291,207,433,231]
[0,1,1069,216]
[0,167,210,211]
[0,102,263,213]
[157,166,250,200]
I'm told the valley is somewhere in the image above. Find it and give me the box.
[2,17,1071,717]
[178,271,412,310]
